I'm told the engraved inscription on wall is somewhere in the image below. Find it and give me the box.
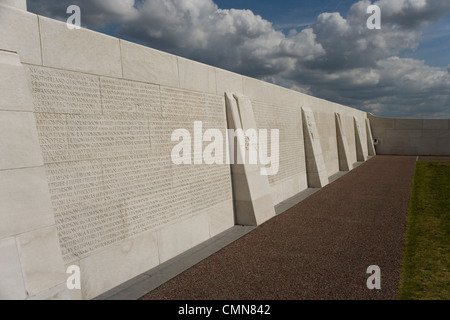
[28,65,101,114]
[29,66,232,263]
[252,100,305,185]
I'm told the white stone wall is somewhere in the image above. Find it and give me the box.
[369,114,450,155]
[0,5,236,299]
[0,0,26,11]
[0,49,68,300]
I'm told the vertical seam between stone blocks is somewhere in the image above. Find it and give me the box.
[14,235,30,298]
[63,113,69,164]
[214,69,219,96]
[98,77,104,115]
[37,16,44,66]
[239,76,244,95]
[209,215,214,239]
[157,85,162,118]
[150,85,163,152]
[176,57,181,89]
[99,157,107,234]
[155,230,162,267]
[212,68,218,95]
[119,39,124,79]
[147,114,152,156]
[223,95,233,196]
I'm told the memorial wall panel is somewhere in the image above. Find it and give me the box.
[252,100,305,185]
[29,66,233,264]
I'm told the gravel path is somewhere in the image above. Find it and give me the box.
[140,155,417,300]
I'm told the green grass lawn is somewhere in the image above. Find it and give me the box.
[398,162,450,300]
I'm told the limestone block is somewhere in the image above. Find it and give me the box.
[249,193,277,224]
[281,176,302,201]
[0,167,55,239]
[100,76,160,115]
[335,113,352,171]
[0,5,41,64]
[354,116,366,162]
[422,129,450,139]
[301,108,329,188]
[0,50,34,112]
[385,129,422,138]
[305,175,323,189]
[121,40,179,87]
[265,82,288,107]
[27,283,71,300]
[157,214,211,264]
[65,262,82,300]
[178,57,216,94]
[0,237,27,300]
[270,183,285,206]
[394,119,423,130]
[381,137,409,148]
[16,226,66,297]
[387,145,418,155]
[243,78,287,106]
[417,135,449,156]
[39,16,122,77]
[437,137,450,155]
[410,138,435,148]
[365,118,376,156]
[225,93,276,226]
[28,65,101,114]
[245,168,275,200]
[340,115,357,161]
[368,114,394,138]
[231,172,252,202]
[298,173,309,192]
[417,146,438,156]
[233,194,274,226]
[243,76,269,103]
[80,231,159,300]
[271,177,304,206]
[232,200,256,226]
[206,200,235,237]
[423,119,448,130]
[0,111,44,170]
[235,93,259,130]
[216,69,244,94]
[277,87,304,110]
[0,0,26,10]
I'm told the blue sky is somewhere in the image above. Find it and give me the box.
[214,0,357,31]
[214,0,450,68]
[27,0,450,118]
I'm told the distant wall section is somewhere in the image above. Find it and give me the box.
[369,114,450,156]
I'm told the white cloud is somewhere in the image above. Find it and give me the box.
[27,0,450,118]
[373,0,450,28]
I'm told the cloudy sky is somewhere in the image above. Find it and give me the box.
[28,0,450,118]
